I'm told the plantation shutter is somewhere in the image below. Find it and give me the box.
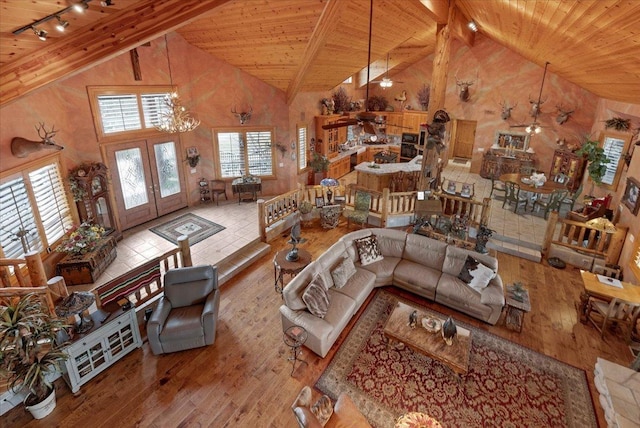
[246,131,273,176]
[218,132,245,178]
[0,178,43,258]
[28,163,73,247]
[141,93,170,128]
[97,94,142,134]
[601,136,625,186]
[298,126,307,171]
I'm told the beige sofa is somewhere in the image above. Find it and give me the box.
[280,228,504,358]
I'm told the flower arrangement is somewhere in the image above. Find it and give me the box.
[55,222,105,255]
[298,200,314,214]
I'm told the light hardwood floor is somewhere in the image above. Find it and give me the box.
[3,219,633,427]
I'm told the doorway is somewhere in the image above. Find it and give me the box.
[105,138,187,231]
[450,119,477,159]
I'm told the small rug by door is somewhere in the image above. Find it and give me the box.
[149,213,225,245]
[316,289,596,428]
[452,157,469,164]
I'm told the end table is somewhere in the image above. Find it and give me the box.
[504,285,531,332]
[284,325,308,376]
[274,248,311,295]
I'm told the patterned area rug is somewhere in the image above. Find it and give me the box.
[316,289,596,428]
[149,213,225,245]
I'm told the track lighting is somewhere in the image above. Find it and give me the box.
[33,27,48,41]
[73,1,89,13]
[100,0,114,6]
[55,16,69,32]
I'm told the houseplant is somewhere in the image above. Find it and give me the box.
[55,222,105,256]
[0,293,69,419]
[298,200,314,223]
[575,137,610,197]
[309,152,329,185]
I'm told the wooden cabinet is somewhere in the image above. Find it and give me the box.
[402,111,429,133]
[357,151,367,165]
[366,147,386,163]
[388,145,400,162]
[549,149,586,192]
[328,156,350,179]
[385,112,404,136]
[58,308,142,393]
[315,115,347,159]
[479,150,537,179]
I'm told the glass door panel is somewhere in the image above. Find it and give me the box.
[115,148,149,209]
[153,142,180,198]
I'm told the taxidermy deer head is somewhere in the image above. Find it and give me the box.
[231,106,252,125]
[499,100,517,120]
[11,123,63,158]
[455,73,476,102]
[529,95,547,118]
[555,105,575,125]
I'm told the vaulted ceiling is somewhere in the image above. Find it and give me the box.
[1,0,638,107]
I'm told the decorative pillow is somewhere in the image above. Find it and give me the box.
[458,255,496,293]
[302,277,330,318]
[311,395,333,426]
[354,235,384,266]
[331,257,357,289]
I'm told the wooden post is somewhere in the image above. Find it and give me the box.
[542,211,559,258]
[381,188,390,227]
[25,250,47,286]
[605,226,628,265]
[47,276,68,303]
[480,198,491,226]
[177,235,192,267]
[257,199,267,242]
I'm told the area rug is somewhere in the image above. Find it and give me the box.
[452,157,469,164]
[316,289,597,428]
[149,213,225,245]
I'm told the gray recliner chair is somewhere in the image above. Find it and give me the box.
[147,265,220,355]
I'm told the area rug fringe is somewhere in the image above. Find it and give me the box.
[316,289,596,428]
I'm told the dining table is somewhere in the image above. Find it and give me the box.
[499,173,567,195]
[577,270,640,323]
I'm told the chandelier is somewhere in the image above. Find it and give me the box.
[155,92,200,133]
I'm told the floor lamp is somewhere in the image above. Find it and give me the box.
[585,216,617,272]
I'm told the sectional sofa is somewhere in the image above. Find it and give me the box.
[280,228,505,358]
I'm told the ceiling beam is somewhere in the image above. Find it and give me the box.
[419,0,449,24]
[0,0,232,107]
[285,0,347,105]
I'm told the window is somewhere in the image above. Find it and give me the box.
[631,238,640,281]
[0,157,73,259]
[297,124,308,173]
[342,76,353,84]
[88,86,174,142]
[213,128,275,179]
[599,130,632,191]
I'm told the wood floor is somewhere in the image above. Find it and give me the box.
[4,221,633,427]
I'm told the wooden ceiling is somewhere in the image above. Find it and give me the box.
[1,0,639,107]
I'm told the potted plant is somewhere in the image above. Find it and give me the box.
[575,137,610,197]
[1,293,69,419]
[298,200,314,223]
[309,152,329,185]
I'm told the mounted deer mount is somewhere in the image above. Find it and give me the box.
[555,105,575,125]
[11,123,63,158]
[231,106,252,125]
[499,100,517,120]
[529,94,547,118]
[455,72,477,102]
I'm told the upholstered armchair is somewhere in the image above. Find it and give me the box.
[147,265,220,355]
[346,191,371,229]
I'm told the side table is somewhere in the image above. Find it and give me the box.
[283,325,308,376]
[274,248,312,295]
[504,285,531,332]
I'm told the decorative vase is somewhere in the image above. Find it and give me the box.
[442,317,457,346]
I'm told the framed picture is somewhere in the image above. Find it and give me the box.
[622,177,640,215]
[315,197,325,208]
[334,195,346,204]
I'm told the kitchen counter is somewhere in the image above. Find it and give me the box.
[355,156,422,191]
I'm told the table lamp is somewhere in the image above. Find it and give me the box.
[55,292,96,334]
[585,216,616,271]
[320,177,339,204]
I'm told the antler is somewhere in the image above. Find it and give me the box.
[35,122,57,140]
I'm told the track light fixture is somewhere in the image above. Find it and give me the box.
[100,0,115,6]
[467,21,478,32]
[32,27,48,41]
[72,1,89,13]
[55,16,69,32]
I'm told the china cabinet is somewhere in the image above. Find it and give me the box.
[549,149,586,192]
[71,163,120,240]
[315,115,347,159]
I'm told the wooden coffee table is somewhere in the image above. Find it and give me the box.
[383,301,472,378]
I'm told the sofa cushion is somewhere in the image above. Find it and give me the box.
[332,268,376,307]
[358,256,401,287]
[303,277,331,318]
[293,407,324,428]
[339,229,373,262]
[331,257,357,289]
[481,281,506,306]
[354,235,384,266]
[373,228,407,258]
[315,241,348,288]
[442,245,497,277]
[326,393,373,428]
[392,259,441,299]
[458,255,496,293]
[311,395,333,426]
[403,233,448,270]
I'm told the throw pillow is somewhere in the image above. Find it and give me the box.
[458,255,496,293]
[354,235,384,266]
[311,395,333,426]
[302,276,330,318]
[331,257,357,289]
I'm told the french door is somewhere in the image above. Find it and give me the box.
[105,138,187,230]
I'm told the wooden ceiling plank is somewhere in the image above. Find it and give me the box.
[285,0,348,104]
[0,0,233,106]
[418,0,449,24]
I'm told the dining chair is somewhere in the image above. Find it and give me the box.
[560,183,583,213]
[533,189,568,219]
[346,191,371,229]
[489,176,506,199]
[210,179,228,205]
[519,165,536,176]
[502,181,528,213]
[587,297,640,343]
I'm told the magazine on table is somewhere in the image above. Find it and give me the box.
[596,274,623,288]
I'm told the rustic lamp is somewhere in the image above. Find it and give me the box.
[55,292,96,334]
[320,178,339,204]
[585,216,617,272]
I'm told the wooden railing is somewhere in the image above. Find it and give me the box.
[542,211,628,265]
[433,192,491,227]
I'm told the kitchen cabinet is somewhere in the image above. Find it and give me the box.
[385,112,404,135]
[58,308,142,393]
[315,115,347,159]
[549,149,586,192]
[328,156,350,179]
[366,147,387,163]
[402,111,429,133]
[388,145,400,162]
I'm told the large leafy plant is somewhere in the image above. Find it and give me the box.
[0,293,68,405]
[575,137,610,186]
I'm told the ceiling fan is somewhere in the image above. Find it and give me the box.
[511,61,550,135]
[371,54,404,89]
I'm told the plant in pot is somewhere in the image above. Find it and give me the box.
[298,200,314,223]
[1,293,69,419]
[309,152,329,185]
[575,137,610,198]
